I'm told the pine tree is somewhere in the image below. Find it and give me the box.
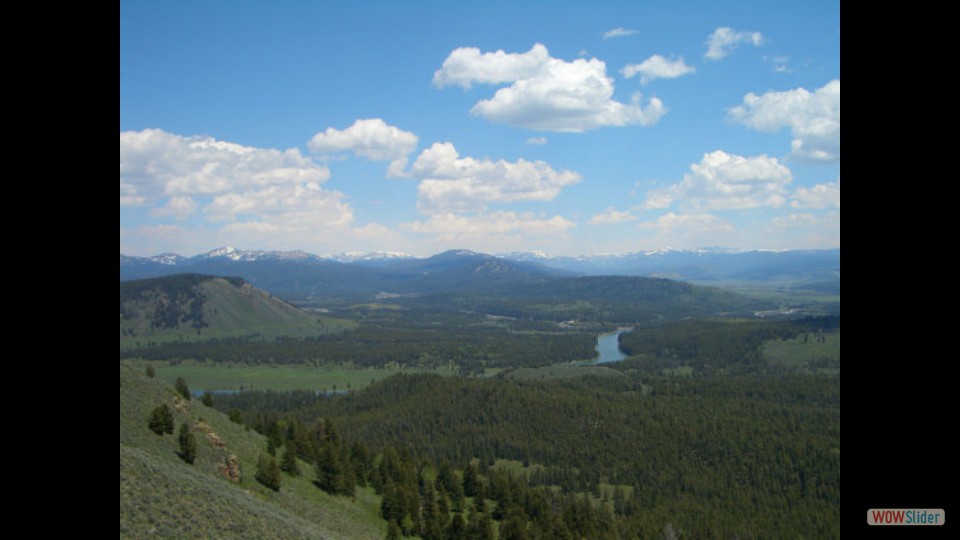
[256,454,282,491]
[148,404,175,435]
[280,442,300,476]
[499,506,530,540]
[385,519,402,540]
[420,482,445,540]
[446,513,466,540]
[316,441,354,495]
[175,376,191,400]
[201,391,214,407]
[462,462,481,498]
[350,440,371,487]
[266,419,283,456]
[145,364,155,378]
[178,422,197,464]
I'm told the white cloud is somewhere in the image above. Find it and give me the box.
[402,211,575,251]
[589,207,636,225]
[307,118,419,178]
[639,212,734,232]
[120,182,147,206]
[643,150,792,210]
[526,137,548,145]
[729,79,840,163]
[149,196,198,220]
[410,142,581,213]
[704,27,764,60]
[120,129,363,253]
[621,55,695,84]
[119,129,331,202]
[603,27,638,40]
[432,44,551,89]
[791,181,840,209]
[204,182,353,227]
[308,118,418,178]
[433,43,665,132]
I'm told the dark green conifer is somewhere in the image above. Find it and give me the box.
[174,376,191,400]
[280,442,300,476]
[255,453,282,491]
[148,404,175,435]
[178,422,197,464]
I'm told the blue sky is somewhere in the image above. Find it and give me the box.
[120,0,840,257]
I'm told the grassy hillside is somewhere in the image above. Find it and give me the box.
[120,274,356,348]
[119,363,385,539]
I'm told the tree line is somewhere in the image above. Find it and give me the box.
[121,323,596,370]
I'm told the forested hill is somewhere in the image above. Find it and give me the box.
[216,371,841,538]
[119,274,328,344]
[445,275,765,321]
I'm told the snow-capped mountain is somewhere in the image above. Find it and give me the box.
[120,246,839,291]
[194,247,323,262]
[149,253,188,265]
[330,251,420,264]
[499,250,553,261]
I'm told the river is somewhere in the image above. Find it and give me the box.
[593,329,631,364]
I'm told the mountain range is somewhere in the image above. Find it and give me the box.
[121,246,839,298]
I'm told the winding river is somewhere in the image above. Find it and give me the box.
[593,329,631,364]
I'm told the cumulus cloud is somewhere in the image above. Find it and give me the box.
[120,129,331,202]
[526,137,548,145]
[308,118,418,160]
[149,196,198,220]
[120,182,147,206]
[308,118,419,177]
[432,44,550,89]
[704,27,764,60]
[603,27,638,40]
[791,181,840,209]
[410,142,581,213]
[203,182,353,227]
[120,129,357,251]
[729,80,840,163]
[589,207,636,225]
[643,150,792,210]
[433,43,665,132]
[402,211,575,248]
[621,55,695,84]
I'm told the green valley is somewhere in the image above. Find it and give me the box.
[119,268,840,538]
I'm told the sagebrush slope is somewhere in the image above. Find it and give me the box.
[119,363,385,539]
